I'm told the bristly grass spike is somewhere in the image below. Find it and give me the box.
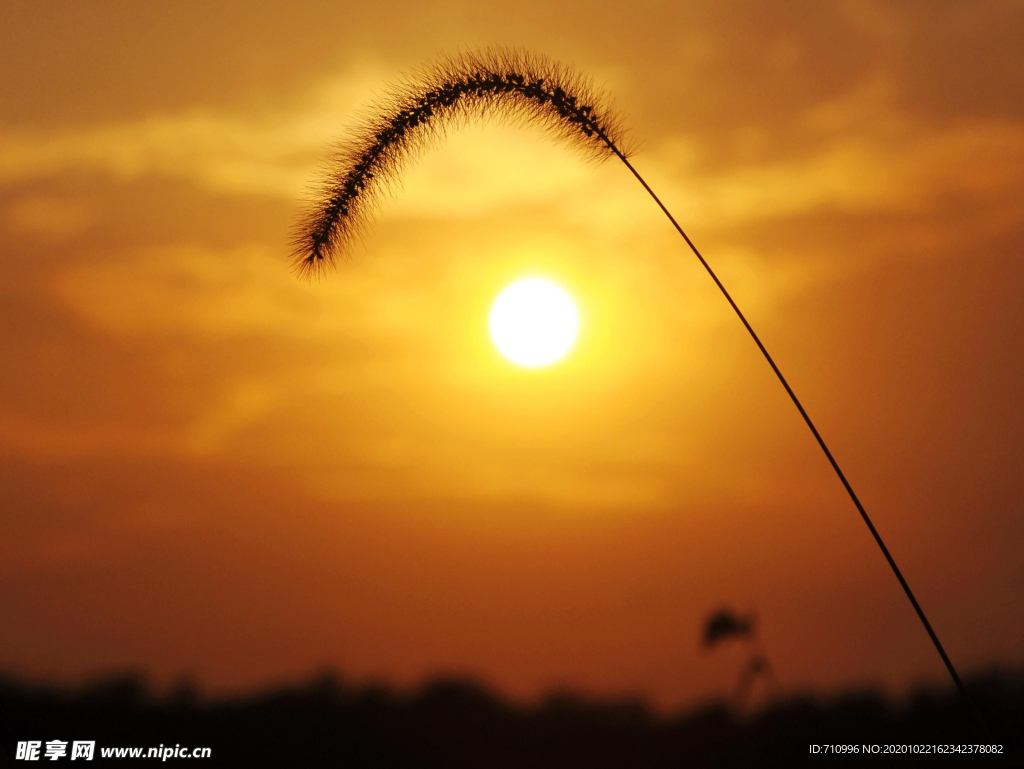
[292,47,630,278]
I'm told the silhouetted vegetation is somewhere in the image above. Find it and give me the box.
[292,47,630,277]
[702,607,777,709]
[293,48,983,731]
[2,669,1020,766]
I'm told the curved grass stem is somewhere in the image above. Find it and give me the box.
[607,144,991,740]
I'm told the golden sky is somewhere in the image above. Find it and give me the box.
[1,1,1023,708]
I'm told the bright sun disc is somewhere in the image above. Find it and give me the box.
[489,278,578,367]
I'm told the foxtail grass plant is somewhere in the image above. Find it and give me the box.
[293,47,989,736]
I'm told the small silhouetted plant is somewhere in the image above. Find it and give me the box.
[702,609,756,649]
[293,46,988,737]
[702,608,777,711]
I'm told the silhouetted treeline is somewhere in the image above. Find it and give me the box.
[2,669,1021,766]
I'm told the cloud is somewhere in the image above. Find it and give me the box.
[0,69,388,195]
[4,195,95,240]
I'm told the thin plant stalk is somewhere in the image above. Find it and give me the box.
[293,47,990,737]
[606,143,992,739]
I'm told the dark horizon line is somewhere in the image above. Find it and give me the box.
[3,662,1019,715]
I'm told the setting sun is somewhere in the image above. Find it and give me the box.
[489,277,578,367]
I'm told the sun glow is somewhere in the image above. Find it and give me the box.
[489,278,578,367]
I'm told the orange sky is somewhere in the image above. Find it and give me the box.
[1,1,1023,709]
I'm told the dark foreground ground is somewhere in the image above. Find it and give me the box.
[2,669,1021,766]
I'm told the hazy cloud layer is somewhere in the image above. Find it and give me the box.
[1,0,1022,708]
